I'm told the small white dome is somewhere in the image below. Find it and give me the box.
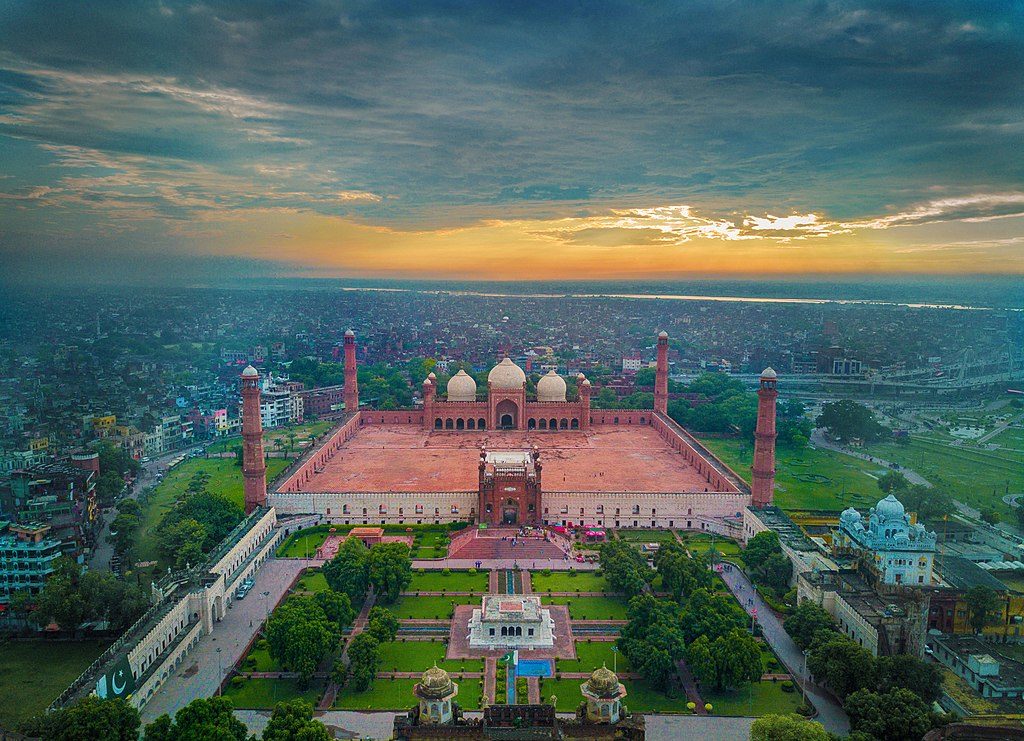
[488,357,526,390]
[658,330,669,339]
[447,369,477,401]
[582,378,591,387]
[761,367,777,379]
[428,372,437,380]
[536,370,567,402]
[241,365,259,378]
[344,329,355,338]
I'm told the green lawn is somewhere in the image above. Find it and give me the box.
[530,571,611,593]
[293,569,329,594]
[136,456,289,563]
[0,640,109,728]
[385,595,478,620]
[864,437,1024,519]
[703,680,803,716]
[408,570,488,593]
[614,529,677,543]
[700,438,885,512]
[222,677,324,709]
[333,678,420,710]
[545,596,628,620]
[379,639,483,673]
[992,427,1024,451]
[206,421,334,454]
[276,527,338,558]
[240,643,281,673]
[679,533,742,557]
[537,677,690,713]
[558,641,631,673]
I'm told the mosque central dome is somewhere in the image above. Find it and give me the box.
[488,357,526,390]
[536,370,567,402]
[446,369,477,401]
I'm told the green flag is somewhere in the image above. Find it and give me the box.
[500,651,514,664]
[96,655,134,700]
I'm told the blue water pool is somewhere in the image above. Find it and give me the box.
[515,659,553,677]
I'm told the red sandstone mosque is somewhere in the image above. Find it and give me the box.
[240,331,778,544]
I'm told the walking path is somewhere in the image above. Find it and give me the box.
[483,657,497,705]
[675,659,706,714]
[718,565,849,735]
[319,591,377,710]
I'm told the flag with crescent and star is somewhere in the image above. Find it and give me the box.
[96,656,134,700]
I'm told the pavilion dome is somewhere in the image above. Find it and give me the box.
[874,493,906,521]
[241,365,259,378]
[447,370,477,401]
[488,357,526,390]
[761,367,777,379]
[417,664,454,699]
[583,665,621,698]
[536,370,567,402]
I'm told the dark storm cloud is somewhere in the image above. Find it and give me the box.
[0,0,1022,272]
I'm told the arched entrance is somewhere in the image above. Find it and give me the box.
[502,498,518,525]
[495,399,518,429]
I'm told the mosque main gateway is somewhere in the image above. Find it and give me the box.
[263,331,778,533]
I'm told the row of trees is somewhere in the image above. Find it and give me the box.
[265,590,355,685]
[784,601,951,740]
[322,537,413,605]
[338,607,399,691]
[25,695,331,741]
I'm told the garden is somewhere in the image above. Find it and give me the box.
[0,640,109,728]
[529,570,611,593]
[544,595,629,621]
[408,568,488,593]
[378,639,483,673]
[385,595,478,620]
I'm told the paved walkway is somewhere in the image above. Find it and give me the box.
[140,558,307,724]
[483,657,497,705]
[718,565,849,735]
[676,658,706,714]
[320,591,378,710]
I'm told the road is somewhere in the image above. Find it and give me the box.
[718,565,850,736]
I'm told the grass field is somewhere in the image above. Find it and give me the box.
[700,438,885,512]
[545,596,628,620]
[333,677,418,710]
[222,677,324,708]
[240,643,281,672]
[407,570,488,593]
[379,639,484,673]
[614,529,677,543]
[992,427,1024,451]
[0,640,109,728]
[558,641,632,673]
[703,680,803,716]
[385,595,478,620]
[530,571,611,593]
[136,456,290,563]
[864,437,1024,518]
[206,421,334,454]
[537,677,690,713]
[276,527,336,558]
[679,533,742,557]
[293,570,329,594]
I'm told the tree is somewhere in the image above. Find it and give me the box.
[964,585,1001,634]
[156,518,207,569]
[750,714,830,741]
[108,512,140,561]
[807,633,876,700]
[599,540,652,598]
[323,536,369,604]
[365,606,399,643]
[678,588,747,644]
[654,542,711,602]
[26,697,140,741]
[899,484,954,524]
[366,541,413,603]
[759,552,793,593]
[97,441,141,478]
[31,558,148,632]
[817,400,887,442]
[844,687,934,741]
[266,597,340,685]
[159,489,243,553]
[741,531,792,595]
[876,654,943,703]
[877,471,909,494]
[686,628,763,691]
[617,595,687,689]
[784,601,836,650]
[741,531,782,571]
[96,470,127,504]
[346,632,381,691]
[314,589,356,632]
[261,699,331,741]
[143,696,247,741]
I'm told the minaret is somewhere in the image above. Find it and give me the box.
[654,330,669,415]
[343,329,359,412]
[422,374,436,430]
[751,368,778,508]
[241,365,267,514]
[578,373,591,431]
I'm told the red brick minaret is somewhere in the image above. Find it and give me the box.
[422,373,436,430]
[241,365,267,514]
[343,329,359,412]
[577,373,591,431]
[751,367,778,508]
[654,330,669,415]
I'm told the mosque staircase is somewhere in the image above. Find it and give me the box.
[448,528,567,561]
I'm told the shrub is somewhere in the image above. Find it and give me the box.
[231,676,245,687]
[781,680,795,693]
[468,567,477,574]
[442,568,451,576]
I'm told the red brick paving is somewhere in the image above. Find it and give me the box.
[298,424,715,493]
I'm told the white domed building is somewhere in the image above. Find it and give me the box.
[422,355,593,433]
[836,493,937,585]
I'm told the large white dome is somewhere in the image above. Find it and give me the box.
[488,357,526,390]
[446,369,477,401]
[874,493,906,521]
[536,370,567,402]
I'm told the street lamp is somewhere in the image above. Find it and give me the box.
[216,647,222,696]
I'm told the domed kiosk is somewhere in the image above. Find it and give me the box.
[413,664,458,725]
[581,664,627,723]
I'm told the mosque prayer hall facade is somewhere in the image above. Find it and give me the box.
[265,331,779,532]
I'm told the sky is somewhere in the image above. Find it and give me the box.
[1,1,1023,284]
